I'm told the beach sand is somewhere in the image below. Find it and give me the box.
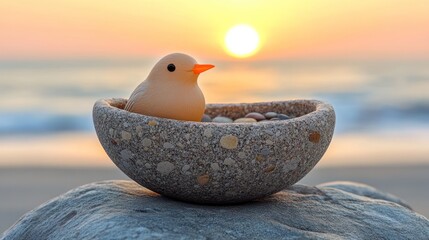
[1,165,428,233]
[2,131,429,167]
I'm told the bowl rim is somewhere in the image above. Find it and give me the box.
[94,98,334,127]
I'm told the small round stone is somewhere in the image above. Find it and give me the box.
[245,112,266,121]
[278,114,290,120]
[201,114,212,122]
[142,138,152,147]
[148,120,158,126]
[197,174,210,185]
[270,118,280,121]
[120,149,133,161]
[211,163,220,171]
[121,131,132,141]
[234,118,257,123]
[260,147,271,156]
[135,126,143,137]
[264,112,278,119]
[212,116,233,123]
[220,135,239,149]
[309,132,321,143]
[181,165,190,172]
[264,164,276,173]
[163,142,174,149]
[156,161,175,175]
[203,128,213,138]
[223,158,236,166]
[256,155,265,162]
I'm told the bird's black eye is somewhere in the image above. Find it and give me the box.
[167,64,176,72]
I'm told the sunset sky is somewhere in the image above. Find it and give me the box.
[1,0,429,60]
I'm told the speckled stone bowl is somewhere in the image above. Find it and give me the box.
[93,98,335,204]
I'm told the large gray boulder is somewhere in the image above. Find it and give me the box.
[2,180,428,240]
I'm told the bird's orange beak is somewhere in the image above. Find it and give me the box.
[193,64,214,74]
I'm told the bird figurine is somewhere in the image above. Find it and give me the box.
[124,53,214,121]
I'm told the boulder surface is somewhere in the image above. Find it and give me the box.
[2,180,428,239]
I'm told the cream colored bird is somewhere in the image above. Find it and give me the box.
[125,53,214,121]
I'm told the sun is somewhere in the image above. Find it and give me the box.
[225,24,260,58]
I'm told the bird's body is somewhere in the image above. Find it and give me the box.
[125,76,205,121]
[125,53,214,121]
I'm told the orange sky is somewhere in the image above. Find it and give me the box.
[1,0,429,60]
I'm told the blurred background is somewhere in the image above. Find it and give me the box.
[1,0,428,232]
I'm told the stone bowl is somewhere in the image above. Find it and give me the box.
[93,98,335,204]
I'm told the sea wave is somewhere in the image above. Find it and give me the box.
[0,101,428,136]
[0,111,93,135]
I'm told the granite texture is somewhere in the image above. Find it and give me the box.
[93,98,335,203]
[3,180,428,240]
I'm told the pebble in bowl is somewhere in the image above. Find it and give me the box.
[93,98,335,204]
